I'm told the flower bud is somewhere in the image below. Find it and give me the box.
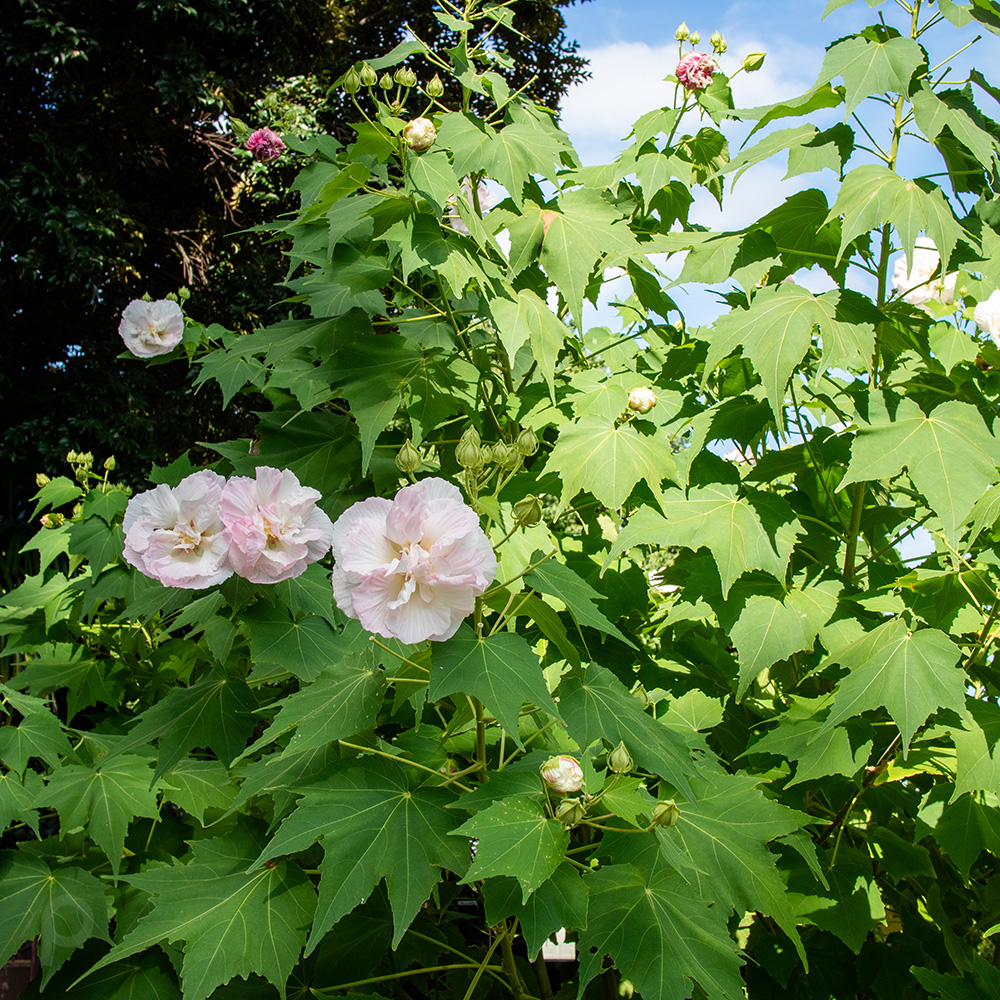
[675,21,690,40]
[513,494,543,528]
[479,443,494,465]
[556,797,587,829]
[491,440,521,472]
[456,427,484,470]
[688,30,700,45]
[75,466,89,484]
[710,31,726,53]
[395,66,417,88]
[35,473,50,488]
[246,128,286,163]
[651,800,681,828]
[628,387,657,414]
[541,755,584,793]
[514,427,539,456]
[426,73,445,98]
[631,681,650,709]
[359,62,377,87]
[742,52,766,72]
[395,439,421,474]
[343,66,362,94]
[104,455,116,472]
[80,452,94,468]
[403,116,436,151]
[40,512,65,529]
[608,741,633,775]
[229,116,251,137]
[72,502,83,518]
[66,450,78,464]
[379,72,394,91]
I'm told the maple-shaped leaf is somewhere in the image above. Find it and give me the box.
[0,769,42,835]
[30,952,181,1000]
[12,644,124,720]
[255,757,468,950]
[933,792,1000,877]
[0,683,70,774]
[0,853,111,989]
[428,627,560,748]
[545,415,677,514]
[819,618,967,751]
[452,796,567,900]
[819,32,924,116]
[913,956,1000,999]
[558,665,694,798]
[235,655,387,763]
[484,862,588,957]
[489,288,568,401]
[578,862,745,1000]
[839,396,1000,539]
[952,701,1000,799]
[81,825,315,1000]
[604,485,800,597]
[910,83,998,166]
[160,759,238,826]
[35,755,161,875]
[405,148,462,217]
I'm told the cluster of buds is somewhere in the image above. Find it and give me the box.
[456,426,537,475]
[709,30,727,54]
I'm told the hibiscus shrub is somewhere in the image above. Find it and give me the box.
[7,2,1000,998]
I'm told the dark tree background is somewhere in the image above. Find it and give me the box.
[0,0,590,585]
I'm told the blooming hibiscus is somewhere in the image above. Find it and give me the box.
[220,467,334,584]
[247,128,286,163]
[892,237,957,307]
[123,470,233,589]
[331,477,497,644]
[974,290,1000,347]
[118,299,184,357]
[541,755,584,793]
[675,51,716,91]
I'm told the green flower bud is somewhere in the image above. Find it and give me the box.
[675,21,690,40]
[426,73,445,98]
[75,466,89,484]
[514,427,539,456]
[395,66,417,88]
[80,452,94,468]
[555,797,587,829]
[631,681,650,709]
[177,286,191,302]
[72,501,83,517]
[343,66,362,95]
[491,441,521,472]
[41,512,65,529]
[35,473,50,488]
[104,455,116,472]
[229,116,251,137]
[651,800,681,828]
[710,30,726,53]
[742,52,766,72]
[379,72,394,91]
[513,494,543,528]
[608,741,633,775]
[688,30,700,45]
[66,450,78,464]
[359,62,377,87]
[456,427,484,469]
[395,439,421,474]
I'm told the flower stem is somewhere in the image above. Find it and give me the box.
[498,919,529,1000]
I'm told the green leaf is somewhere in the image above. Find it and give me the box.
[839,396,1000,539]
[0,769,43,835]
[578,862,745,1000]
[0,853,110,989]
[67,517,124,572]
[20,523,71,573]
[0,684,69,773]
[545,415,677,514]
[255,758,468,950]
[722,124,819,186]
[740,83,845,139]
[953,706,1000,799]
[819,618,967,751]
[161,759,238,825]
[489,289,568,401]
[30,476,83,518]
[913,957,1000,999]
[30,952,181,1000]
[934,792,1000,876]
[37,755,161,875]
[483,863,588,957]
[819,33,924,116]
[605,486,799,597]
[11,644,124,720]
[524,560,635,648]
[558,665,693,798]
[405,149,461,217]
[453,796,567,900]
[428,627,560,748]
[911,83,998,166]
[242,604,358,682]
[81,826,315,1000]
[81,487,129,524]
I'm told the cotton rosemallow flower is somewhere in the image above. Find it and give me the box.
[123,470,233,589]
[246,127,286,163]
[118,298,184,357]
[892,237,957,307]
[628,387,657,414]
[403,116,436,151]
[220,467,334,584]
[331,477,497,644]
[540,755,584,793]
[675,51,716,91]
[974,290,1000,347]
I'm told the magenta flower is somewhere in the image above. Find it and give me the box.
[220,467,333,584]
[118,299,184,357]
[246,128,286,163]
[675,51,716,91]
[331,477,497,644]
[123,471,233,589]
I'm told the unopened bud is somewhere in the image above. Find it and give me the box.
[379,72,393,91]
[628,387,657,414]
[80,452,94,468]
[608,741,633,775]
[426,73,445,98]
[491,441,521,472]
[75,466,89,484]
[66,450,78,464]
[688,30,700,45]
[395,66,417,88]
[104,456,116,471]
[651,800,681,828]
[556,797,587,829]
[35,473,50,488]
[541,755,584,793]
[456,427,484,469]
[710,31,726,53]
[229,116,251,137]
[359,62,377,87]
[395,439,421,474]
[40,512,65,529]
[515,427,539,456]
[177,287,190,301]
[403,116,436,151]
[675,21,690,40]
[742,52,766,72]
[343,66,362,95]
[513,494,543,528]
[72,502,83,518]
[631,681,650,709]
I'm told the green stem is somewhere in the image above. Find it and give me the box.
[499,919,528,1000]
[312,964,504,994]
[337,740,474,793]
